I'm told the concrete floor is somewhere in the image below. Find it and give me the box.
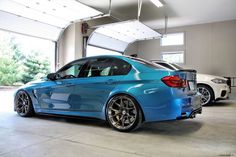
[0,88,236,157]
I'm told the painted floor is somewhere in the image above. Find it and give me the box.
[0,88,236,157]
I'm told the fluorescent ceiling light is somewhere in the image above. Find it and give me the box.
[150,0,163,8]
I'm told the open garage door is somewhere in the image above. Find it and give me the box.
[87,20,162,53]
[0,0,103,41]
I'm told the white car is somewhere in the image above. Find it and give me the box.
[152,60,230,105]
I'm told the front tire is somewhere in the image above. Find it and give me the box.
[106,95,143,132]
[14,90,34,117]
[197,84,214,106]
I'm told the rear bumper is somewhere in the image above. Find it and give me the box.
[142,94,202,122]
[177,107,202,119]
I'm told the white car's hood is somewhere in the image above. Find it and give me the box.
[197,74,227,81]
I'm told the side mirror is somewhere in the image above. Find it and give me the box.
[47,73,57,81]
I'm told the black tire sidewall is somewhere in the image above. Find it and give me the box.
[15,90,34,117]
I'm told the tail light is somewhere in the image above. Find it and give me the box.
[161,75,187,88]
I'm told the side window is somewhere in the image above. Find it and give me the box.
[57,60,87,79]
[82,58,113,77]
[80,58,131,77]
[110,58,131,76]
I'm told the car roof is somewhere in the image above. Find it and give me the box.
[73,55,126,61]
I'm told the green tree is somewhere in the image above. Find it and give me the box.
[10,37,25,62]
[0,58,22,86]
[0,34,23,85]
[21,51,50,84]
[0,32,51,85]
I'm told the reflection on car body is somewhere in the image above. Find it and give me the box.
[14,55,202,132]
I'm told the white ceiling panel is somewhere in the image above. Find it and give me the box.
[0,11,62,41]
[94,20,161,43]
[88,20,161,52]
[0,0,103,41]
[88,33,129,52]
[0,0,68,28]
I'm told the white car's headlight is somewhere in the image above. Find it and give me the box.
[211,78,227,84]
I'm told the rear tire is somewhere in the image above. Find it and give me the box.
[197,84,214,106]
[14,90,34,117]
[106,94,143,132]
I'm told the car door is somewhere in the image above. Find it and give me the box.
[35,59,87,111]
[72,57,131,112]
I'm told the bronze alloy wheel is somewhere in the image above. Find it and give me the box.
[15,91,34,117]
[106,95,142,132]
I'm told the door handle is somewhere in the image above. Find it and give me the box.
[106,79,116,84]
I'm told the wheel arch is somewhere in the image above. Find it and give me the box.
[104,92,146,122]
[197,83,215,100]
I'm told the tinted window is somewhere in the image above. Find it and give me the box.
[111,58,131,76]
[80,58,131,77]
[156,62,185,70]
[57,60,87,79]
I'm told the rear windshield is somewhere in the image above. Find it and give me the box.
[157,62,176,70]
[126,56,165,69]
[171,63,184,70]
[153,61,185,70]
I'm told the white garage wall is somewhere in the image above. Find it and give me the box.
[57,18,118,69]
[136,20,236,77]
[58,23,83,69]
[124,42,138,56]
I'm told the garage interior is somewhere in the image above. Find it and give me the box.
[0,0,236,156]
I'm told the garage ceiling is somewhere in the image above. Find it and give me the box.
[79,0,236,29]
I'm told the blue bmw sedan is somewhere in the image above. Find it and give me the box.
[14,55,202,131]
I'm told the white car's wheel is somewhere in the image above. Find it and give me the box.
[197,85,214,106]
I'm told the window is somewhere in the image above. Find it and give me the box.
[161,51,184,64]
[126,56,164,69]
[57,60,87,79]
[154,62,184,70]
[81,58,131,77]
[156,62,176,70]
[161,33,184,46]
[83,58,113,77]
[111,58,131,76]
